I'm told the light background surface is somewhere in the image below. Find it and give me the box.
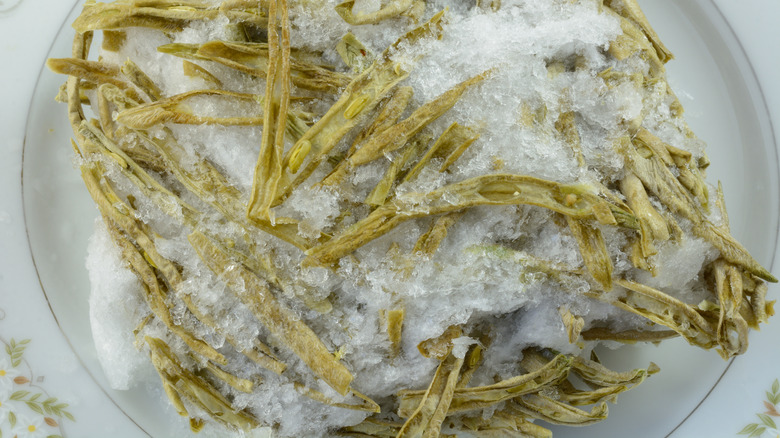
[0,1,778,437]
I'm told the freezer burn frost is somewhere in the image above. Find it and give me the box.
[48,0,775,436]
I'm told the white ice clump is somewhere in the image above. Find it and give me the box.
[80,0,734,436]
[87,220,152,390]
[636,235,719,303]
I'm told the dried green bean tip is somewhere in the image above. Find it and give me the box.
[288,140,311,173]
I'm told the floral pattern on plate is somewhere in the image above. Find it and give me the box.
[1,336,74,438]
[739,379,780,437]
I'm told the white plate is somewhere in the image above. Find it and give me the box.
[6,0,780,437]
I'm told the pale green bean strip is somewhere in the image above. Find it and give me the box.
[80,164,227,365]
[749,282,773,327]
[146,337,260,430]
[461,410,552,438]
[80,120,198,221]
[348,72,489,167]
[416,325,461,361]
[439,128,480,172]
[182,60,223,87]
[364,135,428,206]
[456,344,484,388]
[604,0,673,63]
[335,0,414,25]
[396,353,464,438]
[275,11,446,204]
[336,32,374,72]
[306,174,637,267]
[712,261,749,357]
[161,380,189,418]
[65,30,93,142]
[96,84,117,139]
[48,57,145,102]
[557,385,627,406]
[350,86,415,158]
[403,122,478,183]
[603,7,664,77]
[397,355,571,416]
[588,278,718,350]
[188,231,354,395]
[475,0,502,13]
[62,32,241,370]
[321,86,415,188]
[580,327,678,343]
[121,58,163,101]
[380,307,405,357]
[72,0,267,33]
[102,30,127,52]
[117,89,265,128]
[570,355,659,387]
[510,395,608,426]
[558,307,585,344]
[248,0,291,222]
[620,172,669,258]
[137,129,314,250]
[294,383,381,413]
[338,417,402,437]
[555,111,585,168]
[158,40,350,92]
[618,135,776,282]
[466,244,584,278]
[80,122,289,372]
[201,359,256,393]
[565,216,613,291]
[413,211,464,257]
[180,290,288,374]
